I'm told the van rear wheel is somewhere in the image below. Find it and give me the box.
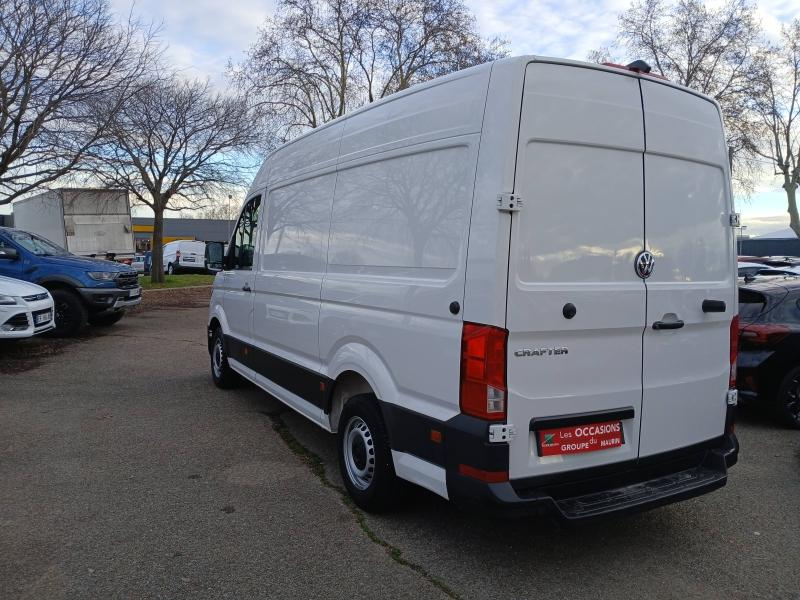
[337,395,401,512]
[167,263,175,275]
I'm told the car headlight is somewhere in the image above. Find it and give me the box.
[87,271,117,281]
[0,294,18,305]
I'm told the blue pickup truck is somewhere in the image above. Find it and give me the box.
[0,226,141,336]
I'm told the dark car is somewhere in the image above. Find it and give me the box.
[737,277,800,428]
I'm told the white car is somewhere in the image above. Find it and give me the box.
[0,275,55,339]
[208,56,739,521]
[163,240,207,275]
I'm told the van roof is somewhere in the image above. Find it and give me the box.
[249,55,722,195]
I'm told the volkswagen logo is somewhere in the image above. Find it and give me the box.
[635,250,655,279]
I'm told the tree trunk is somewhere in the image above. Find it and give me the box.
[150,206,166,284]
[783,176,800,238]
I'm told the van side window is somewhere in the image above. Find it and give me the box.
[261,175,335,272]
[229,196,261,270]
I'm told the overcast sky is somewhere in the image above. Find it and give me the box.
[94,1,800,233]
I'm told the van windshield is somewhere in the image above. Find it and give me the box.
[11,231,70,256]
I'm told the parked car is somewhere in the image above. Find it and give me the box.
[737,277,800,428]
[163,240,208,275]
[0,227,141,336]
[207,57,739,520]
[738,261,768,278]
[0,275,55,339]
[131,255,146,275]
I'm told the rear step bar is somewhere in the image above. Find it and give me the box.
[555,465,726,520]
[449,433,738,521]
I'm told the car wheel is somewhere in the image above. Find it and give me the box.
[48,289,88,337]
[775,366,800,429]
[167,263,174,275]
[88,311,126,327]
[210,327,238,389]
[337,394,402,513]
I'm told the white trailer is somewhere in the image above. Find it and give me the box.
[12,188,135,258]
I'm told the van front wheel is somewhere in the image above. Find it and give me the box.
[210,327,238,389]
[337,395,401,512]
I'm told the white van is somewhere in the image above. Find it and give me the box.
[207,56,739,520]
[163,240,207,274]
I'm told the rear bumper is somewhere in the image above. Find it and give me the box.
[447,432,738,522]
[382,403,738,523]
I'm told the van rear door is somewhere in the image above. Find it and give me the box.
[638,81,735,456]
[505,63,647,480]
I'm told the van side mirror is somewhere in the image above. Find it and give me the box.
[205,242,225,273]
[0,247,18,260]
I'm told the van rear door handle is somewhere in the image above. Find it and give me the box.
[242,283,251,292]
[653,320,684,330]
[702,299,726,313]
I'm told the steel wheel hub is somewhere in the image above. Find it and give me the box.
[212,338,224,378]
[343,416,375,490]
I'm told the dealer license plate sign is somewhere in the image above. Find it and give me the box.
[537,420,623,457]
[34,312,51,325]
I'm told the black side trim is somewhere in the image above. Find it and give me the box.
[381,404,445,467]
[379,403,508,473]
[530,407,635,430]
[224,335,334,412]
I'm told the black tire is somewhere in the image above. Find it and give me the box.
[337,394,402,513]
[88,311,126,327]
[167,263,175,275]
[48,288,88,337]
[774,367,800,429]
[210,327,238,389]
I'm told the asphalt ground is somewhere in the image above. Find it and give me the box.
[1,304,798,599]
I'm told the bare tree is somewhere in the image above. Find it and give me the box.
[91,77,262,282]
[751,20,800,237]
[0,0,156,204]
[356,0,507,101]
[595,0,763,193]
[193,192,244,221]
[231,0,506,140]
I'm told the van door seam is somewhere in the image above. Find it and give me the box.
[318,122,347,375]
[461,62,494,322]
[637,77,647,458]
[504,61,530,328]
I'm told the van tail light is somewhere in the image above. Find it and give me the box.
[739,322,791,349]
[729,316,739,389]
[460,322,508,421]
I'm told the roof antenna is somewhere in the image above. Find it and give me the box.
[626,60,652,73]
